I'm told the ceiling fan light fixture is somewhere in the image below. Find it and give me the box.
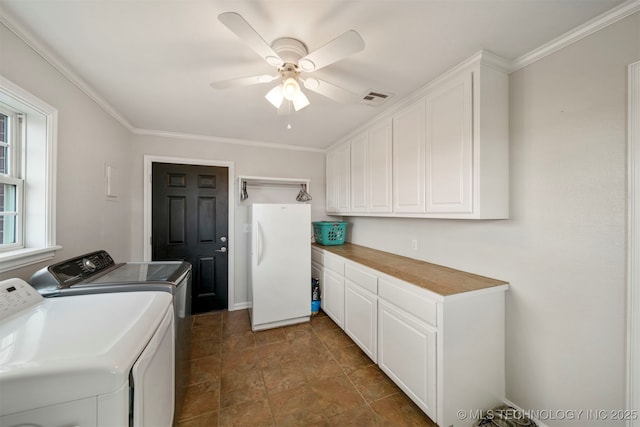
[265,85,284,108]
[214,13,366,113]
[292,90,310,111]
[282,77,300,101]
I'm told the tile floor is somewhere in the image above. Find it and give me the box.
[177,309,437,427]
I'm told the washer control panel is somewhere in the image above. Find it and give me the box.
[50,250,115,286]
[29,250,117,292]
[0,278,43,321]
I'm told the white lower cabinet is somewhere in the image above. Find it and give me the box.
[344,279,377,362]
[320,251,345,328]
[313,246,506,427]
[322,268,344,328]
[378,299,437,419]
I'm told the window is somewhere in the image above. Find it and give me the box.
[0,75,59,273]
[0,105,24,250]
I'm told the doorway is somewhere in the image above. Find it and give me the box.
[144,156,235,313]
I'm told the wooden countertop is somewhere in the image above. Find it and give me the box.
[313,242,508,297]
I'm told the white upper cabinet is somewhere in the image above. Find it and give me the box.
[349,131,369,212]
[392,99,426,213]
[367,119,393,213]
[326,51,509,219]
[424,69,473,214]
[423,56,509,218]
[350,119,393,213]
[326,141,350,214]
[330,118,393,215]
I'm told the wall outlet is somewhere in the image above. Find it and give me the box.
[411,239,418,250]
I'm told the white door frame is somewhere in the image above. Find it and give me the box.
[628,60,640,427]
[143,155,236,310]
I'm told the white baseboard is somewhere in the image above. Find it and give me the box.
[231,301,251,311]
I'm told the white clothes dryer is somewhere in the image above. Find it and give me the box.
[0,278,175,427]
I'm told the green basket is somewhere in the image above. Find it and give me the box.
[312,221,347,245]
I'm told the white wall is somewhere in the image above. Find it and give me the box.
[129,134,328,307]
[0,22,134,281]
[346,13,640,425]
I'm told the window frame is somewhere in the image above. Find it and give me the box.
[0,104,25,251]
[0,75,59,273]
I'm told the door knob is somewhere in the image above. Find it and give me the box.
[215,247,227,253]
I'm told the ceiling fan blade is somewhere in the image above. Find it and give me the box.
[210,74,277,89]
[303,78,361,103]
[218,12,284,67]
[298,30,365,72]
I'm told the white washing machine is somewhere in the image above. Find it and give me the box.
[0,278,175,427]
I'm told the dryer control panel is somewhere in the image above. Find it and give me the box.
[0,278,43,321]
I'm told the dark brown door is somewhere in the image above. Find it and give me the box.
[152,162,229,313]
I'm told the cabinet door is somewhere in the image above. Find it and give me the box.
[350,132,369,212]
[378,299,436,419]
[326,141,350,213]
[393,99,426,213]
[322,268,344,328]
[344,280,377,362]
[368,119,393,212]
[425,70,473,213]
[326,149,338,212]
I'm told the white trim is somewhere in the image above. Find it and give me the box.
[0,246,61,273]
[233,301,251,311]
[0,9,322,153]
[628,60,640,427]
[0,75,59,271]
[2,2,638,152]
[143,155,236,311]
[0,10,134,133]
[510,0,640,72]
[134,128,324,153]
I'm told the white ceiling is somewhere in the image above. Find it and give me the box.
[0,0,627,150]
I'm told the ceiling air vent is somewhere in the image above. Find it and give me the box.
[361,91,392,106]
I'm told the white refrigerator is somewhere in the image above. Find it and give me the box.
[248,203,311,331]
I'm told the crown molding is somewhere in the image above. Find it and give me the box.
[2,1,638,151]
[133,128,325,153]
[510,0,640,72]
[0,7,135,133]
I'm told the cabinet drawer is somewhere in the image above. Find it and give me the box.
[323,252,345,275]
[345,263,377,294]
[378,278,437,326]
[311,248,324,264]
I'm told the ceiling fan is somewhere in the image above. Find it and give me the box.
[211,12,365,113]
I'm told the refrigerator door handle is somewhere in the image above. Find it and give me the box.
[256,220,264,266]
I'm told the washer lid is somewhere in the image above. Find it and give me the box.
[0,291,172,416]
[88,261,190,285]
